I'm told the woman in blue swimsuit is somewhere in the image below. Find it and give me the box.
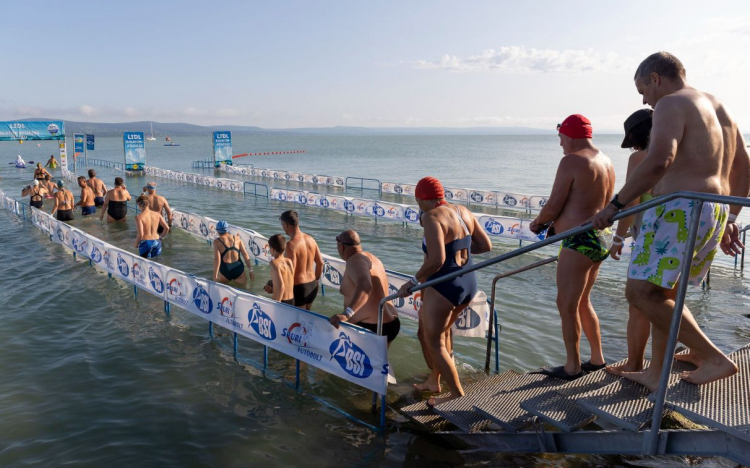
[212,221,254,286]
[398,177,492,406]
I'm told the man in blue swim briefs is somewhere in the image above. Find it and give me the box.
[529,114,616,381]
[134,195,170,258]
[280,210,323,310]
[75,176,97,216]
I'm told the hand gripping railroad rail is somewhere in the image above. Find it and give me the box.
[377,190,750,451]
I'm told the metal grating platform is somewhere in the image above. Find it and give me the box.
[662,345,750,443]
[471,373,569,432]
[399,370,518,432]
[576,359,695,432]
[518,361,630,432]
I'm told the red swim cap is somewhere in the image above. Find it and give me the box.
[415,176,445,200]
[557,114,593,139]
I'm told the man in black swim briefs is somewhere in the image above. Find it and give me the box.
[87,169,107,208]
[329,230,400,345]
[528,115,615,381]
[279,210,323,310]
[76,176,97,216]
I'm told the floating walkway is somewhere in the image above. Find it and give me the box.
[399,348,750,464]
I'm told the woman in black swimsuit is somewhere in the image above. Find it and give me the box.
[398,177,491,407]
[100,177,131,223]
[52,180,75,221]
[212,221,254,286]
[22,180,47,209]
[34,163,50,182]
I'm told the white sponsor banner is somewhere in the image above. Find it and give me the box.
[70,228,93,258]
[478,215,546,242]
[53,219,73,247]
[234,294,388,394]
[382,181,542,211]
[112,248,135,283]
[132,257,167,299]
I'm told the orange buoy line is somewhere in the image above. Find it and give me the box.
[232,150,306,159]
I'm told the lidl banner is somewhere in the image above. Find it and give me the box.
[0,121,65,141]
[74,134,85,160]
[86,134,95,151]
[213,131,232,167]
[123,132,146,171]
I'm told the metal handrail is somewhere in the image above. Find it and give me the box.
[376,190,750,450]
[243,181,269,199]
[485,256,558,373]
[345,176,381,196]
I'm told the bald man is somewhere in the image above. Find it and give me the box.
[329,230,400,345]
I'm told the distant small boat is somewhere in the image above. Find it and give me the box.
[146,122,157,141]
[164,142,181,147]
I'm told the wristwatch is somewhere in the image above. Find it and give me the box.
[610,194,625,210]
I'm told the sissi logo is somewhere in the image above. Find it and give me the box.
[388,283,405,308]
[484,219,504,236]
[323,261,342,287]
[404,207,419,223]
[409,292,422,311]
[329,332,373,379]
[192,285,213,314]
[90,246,103,263]
[218,297,234,317]
[148,267,164,293]
[470,191,484,203]
[249,303,276,340]
[282,321,314,347]
[455,307,482,330]
[503,195,518,207]
[116,253,130,277]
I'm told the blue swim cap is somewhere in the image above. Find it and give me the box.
[216,220,229,233]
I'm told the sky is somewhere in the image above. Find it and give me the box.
[2,1,749,132]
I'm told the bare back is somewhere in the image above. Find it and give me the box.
[136,210,162,241]
[554,149,615,232]
[55,189,74,209]
[88,178,106,197]
[424,204,477,267]
[340,251,395,324]
[285,232,320,284]
[147,193,168,217]
[109,187,131,202]
[79,186,95,207]
[271,256,295,302]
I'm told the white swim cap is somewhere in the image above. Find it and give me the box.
[32,180,39,186]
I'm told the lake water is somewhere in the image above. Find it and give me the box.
[1,134,748,467]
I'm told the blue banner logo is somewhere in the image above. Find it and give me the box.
[404,207,419,223]
[484,219,504,236]
[249,303,277,340]
[192,285,213,314]
[74,134,85,157]
[503,195,517,206]
[388,283,405,308]
[470,191,484,203]
[455,307,482,330]
[329,332,373,379]
[149,267,164,293]
[90,246,103,263]
[86,134,95,150]
[371,204,385,217]
[323,262,342,287]
[117,253,130,277]
[0,121,65,141]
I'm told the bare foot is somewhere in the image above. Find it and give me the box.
[413,376,441,393]
[620,369,661,392]
[606,360,645,376]
[674,351,701,367]
[427,394,461,407]
[680,356,738,385]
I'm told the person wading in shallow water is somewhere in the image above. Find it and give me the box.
[279,210,323,310]
[398,176,491,406]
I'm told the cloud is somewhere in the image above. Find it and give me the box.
[415,46,631,74]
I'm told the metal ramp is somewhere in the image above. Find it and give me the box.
[661,345,750,443]
[519,360,630,432]
[471,373,571,432]
[399,370,518,432]
[576,359,696,432]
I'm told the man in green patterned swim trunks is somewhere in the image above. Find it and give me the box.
[592,52,750,390]
[530,114,615,380]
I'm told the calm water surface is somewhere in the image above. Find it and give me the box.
[0,135,748,467]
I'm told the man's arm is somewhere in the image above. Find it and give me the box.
[270,263,284,301]
[100,191,109,220]
[134,217,143,248]
[530,156,575,232]
[157,215,170,237]
[332,256,372,327]
[313,241,323,281]
[161,197,173,224]
[617,98,684,205]
[51,196,59,216]
[75,189,84,207]
[720,129,750,256]
[212,240,221,281]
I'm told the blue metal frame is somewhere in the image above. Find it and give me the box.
[345,177,381,196]
[243,181,269,199]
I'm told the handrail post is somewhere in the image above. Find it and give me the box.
[645,200,703,455]
[741,229,746,273]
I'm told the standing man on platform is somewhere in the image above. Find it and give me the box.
[87,169,107,208]
[592,51,748,389]
[329,229,401,345]
[143,182,173,236]
[75,176,97,216]
[529,114,615,381]
[279,210,323,310]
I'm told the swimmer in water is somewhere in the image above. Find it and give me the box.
[100,177,131,223]
[87,169,107,208]
[45,154,59,170]
[329,229,401,346]
[143,182,173,236]
[263,234,294,304]
[42,174,56,198]
[75,176,96,216]
[212,220,254,286]
[134,195,169,258]
[21,179,48,209]
[51,180,75,222]
[34,163,50,182]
